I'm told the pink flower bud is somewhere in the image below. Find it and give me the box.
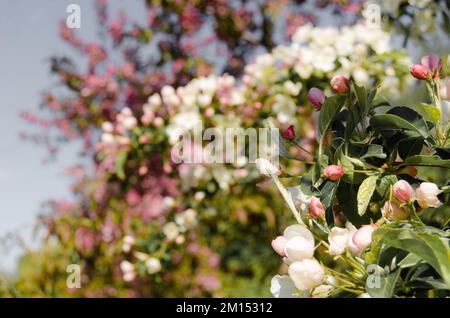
[309,197,325,219]
[410,64,429,80]
[323,165,345,181]
[392,180,414,203]
[352,224,378,250]
[416,182,443,209]
[271,236,287,257]
[283,125,295,140]
[420,53,442,79]
[382,201,410,221]
[307,88,325,110]
[330,75,350,94]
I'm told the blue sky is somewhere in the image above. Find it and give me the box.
[0,0,146,272]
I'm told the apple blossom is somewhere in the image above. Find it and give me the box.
[352,224,378,251]
[328,227,349,256]
[330,75,350,93]
[283,125,296,140]
[283,224,314,242]
[416,182,443,209]
[345,222,361,255]
[288,259,325,291]
[122,235,135,253]
[323,165,345,181]
[382,201,410,221]
[271,236,287,257]
[255,158,280,176]
[309,197,325,219]
[285,235,315,261]
[393,180,414,203]
[163,222,179,241]
[284,80,302,96]
[270,275,296,298]
[145,257,162,274]
[307,87,325,110]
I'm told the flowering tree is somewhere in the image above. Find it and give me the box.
[265,54,450,298]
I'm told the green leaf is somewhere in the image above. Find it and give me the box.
[409,103,441,127]
[361,144,386,159]
[370,114,427,138]
[319,94,347,138]
[369,226,450,290]
[403,155,450,168]
[397,138,424,160]
[376,175,397,197]
[357,175,378,216]
[367,268,401,298]
[115,151,128,180]
[398,253,422,269]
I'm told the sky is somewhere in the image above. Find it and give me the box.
[0,0,147,272]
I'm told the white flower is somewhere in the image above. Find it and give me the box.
[147,93,162,108]
[122,116,137,130]
[283,80,302,96]
[272,94,296,124]
[288,259,325,291]
[122,235,135,253]
[285,236,315,261]
[145,257,162,274]
[101,133,115,145]
[255,158,280,176]
[416,182,443,209]
[353,68,369,86]
[120,260,134,274]
[345,222,361,255]
[328,227,349,256]
[175,209,197,229]
[270,275,296,298]
[283,225,315,262]
[283,224,312,240]
[102,122,114,133]
[163,222,179,241]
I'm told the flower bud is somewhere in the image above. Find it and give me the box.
[352,224,378,251]
[283,125,296,140]
[393,180,414,203]
[255,158,280,176]
[410,64,429,80]
[271,236,287,257]
[330,75,350,94]
[288,259,325,291]
[416,182,443,209]
[382,201,410,221]
[285,235,315,261]
[309,197,325,219]
[323,165,345,181]
[307,87,325,110]
[328,227,349,256]
[421,53,443,79]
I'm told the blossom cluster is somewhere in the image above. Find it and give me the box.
[262,54,450,298]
